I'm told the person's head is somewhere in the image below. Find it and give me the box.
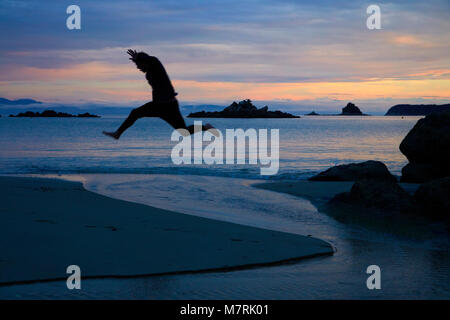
[133,52,152,73]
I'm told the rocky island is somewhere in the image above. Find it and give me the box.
[385,104,450,116]
[340,102,365,115]
[9,110,100,118]
[187,99,299,118]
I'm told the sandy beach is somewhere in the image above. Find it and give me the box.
[0,176,333,285]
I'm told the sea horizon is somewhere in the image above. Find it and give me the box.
[0,115,420,180]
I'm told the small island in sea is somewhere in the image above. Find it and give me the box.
[385,104,450,116]
[187,99,299,118]
[339,102,366,115]
[303,103,367,116]
[9,110,100,118]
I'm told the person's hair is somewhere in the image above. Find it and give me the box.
[134,52,152,72]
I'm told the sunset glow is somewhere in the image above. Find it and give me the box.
[0,0,449,111]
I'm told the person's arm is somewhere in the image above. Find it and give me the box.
[127,49,139,65]
[127,49,154,69]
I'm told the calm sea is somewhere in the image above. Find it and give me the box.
[0,115,419,178]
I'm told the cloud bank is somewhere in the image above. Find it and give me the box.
[0,0,449,111]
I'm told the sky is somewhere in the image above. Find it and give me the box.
[0,0,449,113]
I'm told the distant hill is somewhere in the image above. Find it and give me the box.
[9,110,100,118]
[0,97,42,105]
[0,106,134,116]
[188,99,299,118]
[385,104,450,116]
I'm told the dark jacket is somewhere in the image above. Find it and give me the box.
[145,56,177,102]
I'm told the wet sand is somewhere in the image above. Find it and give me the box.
[0,176,332,285]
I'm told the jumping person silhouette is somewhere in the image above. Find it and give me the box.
[103,50,214,139]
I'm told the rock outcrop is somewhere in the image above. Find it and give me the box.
[188,99,299,118]
[309,160,397,182]
[341,102,363,115]
[413,177,450,219]
[385,104,450,116]
[329,179,414,214]
[399,111,450,182]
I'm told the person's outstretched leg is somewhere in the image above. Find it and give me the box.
[103,99,217,139]
[103,102,156,139]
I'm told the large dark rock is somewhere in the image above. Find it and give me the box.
[309,160,397,182]
[188,99,299,118]
[399,111,450,182]
[341,102,363,115]
[401,163,442,183]
[329,179,414,213]
[413,177,450,219]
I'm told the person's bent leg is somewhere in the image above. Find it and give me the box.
[159,101,187,132]
[158,100,217,136]
[103,102,154,139]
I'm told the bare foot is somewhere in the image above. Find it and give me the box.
[103,131,120,140]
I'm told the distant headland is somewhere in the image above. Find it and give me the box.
[187,99,299,118]
[9,110,100,118]
[385,104,450,116]
[0,97,42,106]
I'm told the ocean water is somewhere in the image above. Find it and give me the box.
[2,115,449,299]
[0,115,418,178]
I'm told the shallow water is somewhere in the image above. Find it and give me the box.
[0,116,418,179]
[1,174,449,299]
